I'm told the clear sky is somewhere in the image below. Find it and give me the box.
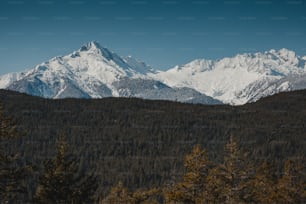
[0,0,306,74]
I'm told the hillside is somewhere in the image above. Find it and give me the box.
[0,89,305,196]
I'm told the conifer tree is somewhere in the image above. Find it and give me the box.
[0,105,31,203]
[165,145,211,204]
[247,160,279,203]
[35,136,97,204]
[205,165,227,203]
[205,136,252,204]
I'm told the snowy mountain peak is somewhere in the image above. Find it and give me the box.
[269,48,299,64]
[78,42,155,75]
[80,41,103,52]
[278,48,296,58]
[78,41,122,63]
[267,48,294,55]
[173,59,214,73]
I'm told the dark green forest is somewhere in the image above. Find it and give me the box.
[0,89,305,203]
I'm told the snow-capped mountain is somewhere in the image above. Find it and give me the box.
[1,41,221,104]
[1,42,306,105]
[153,48,306,105]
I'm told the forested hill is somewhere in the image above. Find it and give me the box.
[0,89,305,196]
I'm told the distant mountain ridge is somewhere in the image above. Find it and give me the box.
[153,48,306,104]
[1,41,306,105]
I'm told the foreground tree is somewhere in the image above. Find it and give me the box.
[247,160,279,203]
[205,136,252,204]
[0,105,31,203]
[35,136,98,204]
[100,181,132,204]
[165,144,211,204]
[248,159,306,204]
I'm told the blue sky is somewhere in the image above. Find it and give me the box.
[0,0,306,74]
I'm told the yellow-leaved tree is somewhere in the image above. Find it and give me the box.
[165,144,211,204]
[205,136,252,204]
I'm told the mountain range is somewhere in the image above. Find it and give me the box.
[1,41,306,105]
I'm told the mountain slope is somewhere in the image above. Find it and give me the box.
[0,72,22,89]
[113,78,221,104]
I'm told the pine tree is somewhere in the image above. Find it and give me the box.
[35,136,97,204]
[165,145,211,204]
[0,104,31,203]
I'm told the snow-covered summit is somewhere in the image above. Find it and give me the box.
[4,41,155,98]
